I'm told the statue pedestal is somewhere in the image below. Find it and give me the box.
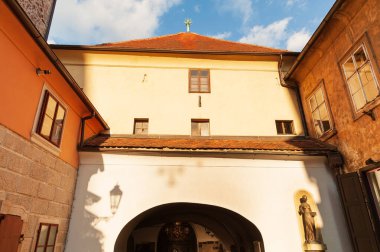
[303,242,327,252]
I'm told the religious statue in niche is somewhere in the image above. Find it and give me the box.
[298,195,317,243]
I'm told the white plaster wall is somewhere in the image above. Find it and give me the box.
[54,50,303,136]
[65,152,353,252]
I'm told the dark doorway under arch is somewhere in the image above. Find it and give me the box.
[115,203,264,252]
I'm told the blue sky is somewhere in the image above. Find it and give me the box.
[49,0,335,51]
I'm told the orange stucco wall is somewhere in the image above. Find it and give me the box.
[291,0,380,172]
[0,1,104,167]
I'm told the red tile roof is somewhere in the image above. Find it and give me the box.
[91,32,288,54]
[82,135,336,154]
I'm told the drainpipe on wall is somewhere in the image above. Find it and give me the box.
[278,54,309,136]
[80,112,95,148]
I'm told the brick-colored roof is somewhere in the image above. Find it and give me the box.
[82,135,336,154]
[92,32,287,54]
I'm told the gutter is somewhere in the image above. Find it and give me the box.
[80,112,96,147]
[285,0,345,80]
[4,0,109,131]
[278,54,309,136]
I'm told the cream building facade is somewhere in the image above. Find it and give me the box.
[52,33,353,252]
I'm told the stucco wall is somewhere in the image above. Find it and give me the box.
[65,152,352,252]
[54,50,304,137]
[291,0,380,172]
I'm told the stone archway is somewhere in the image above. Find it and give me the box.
[114,203,264,252]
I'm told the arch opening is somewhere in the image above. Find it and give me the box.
[114,203,264,252]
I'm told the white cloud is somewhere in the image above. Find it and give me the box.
[209,32,232,40]
[239,17,292,48]
[286,0,307,7]
[49,0,181,45]
[286,28,311,51]
[214,0,253,24]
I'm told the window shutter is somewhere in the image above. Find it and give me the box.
[337,172,380,252]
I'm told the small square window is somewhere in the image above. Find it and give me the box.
[308,84,333,137]
[189,69,210,93]
[34,223,58,252]
[275,120,294,135]
[191,119,210,136]
[134,119,149,135]
[36,91,66,147]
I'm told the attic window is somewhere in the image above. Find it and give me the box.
[134,119,149,135]
[189,69,210,93]
[275,120,294,135]
[191,119,210,136]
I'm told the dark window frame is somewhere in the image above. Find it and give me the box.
[36,91,66,147]
[275,120,295,135]
[34,223,58,252]
[188,69,211,93]
[339,33,380,120]
[191,119,210,136]
[133,118,149,135]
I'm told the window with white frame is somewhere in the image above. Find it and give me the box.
[308,85,333,137]
[342,44,380,112]
[36,91,66,147]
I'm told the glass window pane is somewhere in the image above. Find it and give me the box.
[322,119,331,132]
[51,124,63,145]
[275,121,283,134]
[200,70,209,77]
[191,77,198,85]
[364,82,379,102]
[200,123,210,136]
[359,64,379,101]
[315,88,324,106]
[319,103,329,120]
[40,116,53,138]
[284,122,293,134]
[348,74,362,94]
[191,122,199,136]
[190,70,198,77]
[46,247,54,252]
[343,57,356,78]
[190,84,199,92]
[56,106,65,121]
[48,226,57,245]
[200,77,208,85]
[354,47,368,68]
[38,225,49,246]
[367,169,380,219]
[312,111,322,136]
[45,96,57,118]
[36,247,45,252]
[309,95,317,111]
[352,91,367,111]
[200,85,209,92]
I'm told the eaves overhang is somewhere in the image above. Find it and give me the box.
[285,0,346,80]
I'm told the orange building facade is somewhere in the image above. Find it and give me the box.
[0,1,107,251]
[286,0,380,251]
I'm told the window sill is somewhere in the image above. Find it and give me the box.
[30,132,61,157]
[318,129,337,142]
[352,96,380,121]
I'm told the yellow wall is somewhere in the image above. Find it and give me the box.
[54,50,304,136]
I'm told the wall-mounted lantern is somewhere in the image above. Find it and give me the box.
[110,185,122,215]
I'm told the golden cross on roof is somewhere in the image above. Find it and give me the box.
[184,18,192,32]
